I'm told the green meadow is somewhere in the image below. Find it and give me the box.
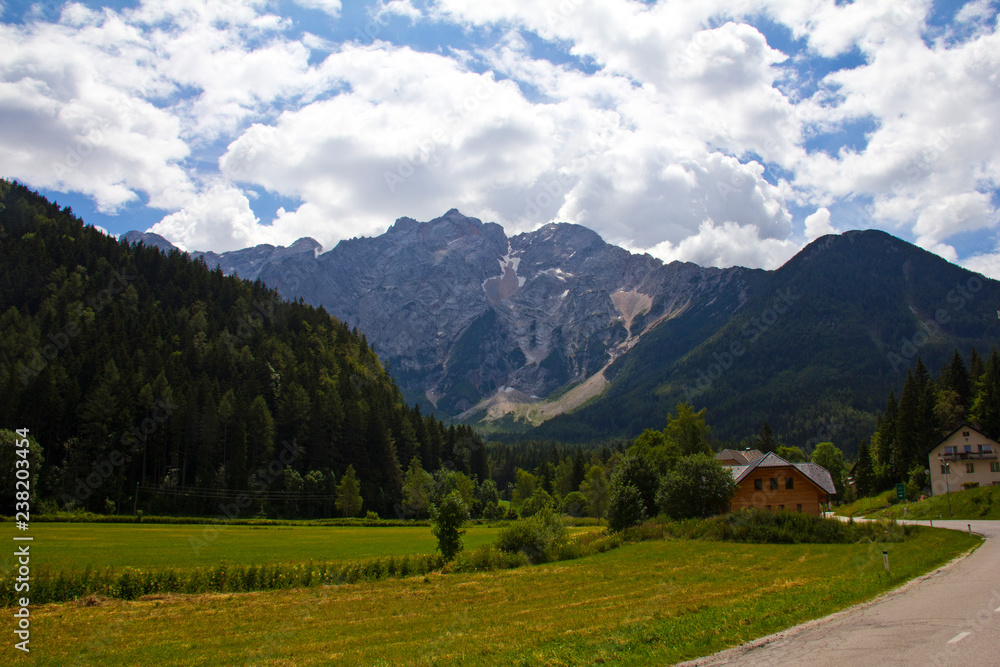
[7,523,512,573]
[7,525,980,666]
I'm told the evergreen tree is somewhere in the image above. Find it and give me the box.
[754,421,778,454]
[970,349,1000,438]
[853,439,876,498]
[939,349,972,410]
[871,391,898,489]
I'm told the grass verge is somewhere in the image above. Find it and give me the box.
[844,485,1000,521]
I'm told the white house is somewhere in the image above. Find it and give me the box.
[927,424,1000,496]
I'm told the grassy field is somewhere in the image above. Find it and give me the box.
[2,523,514,574]
[9,526,979,666]
[4,522,597,574]
[840,485,1000,521]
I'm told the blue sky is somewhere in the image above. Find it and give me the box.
[1,0,999,277]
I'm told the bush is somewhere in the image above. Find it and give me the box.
[495,509,568,563]
[656,454,736,520]
[430,490,470,561]
[481,500,505,522]
[519,489,555,518]
[607,482,646,532]
[610,453,660,516]
[561,491,588,517]
[452,545,529,572]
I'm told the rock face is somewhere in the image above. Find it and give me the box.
[123,210,756,418]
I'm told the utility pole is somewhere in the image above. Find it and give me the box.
[942,459,952,517]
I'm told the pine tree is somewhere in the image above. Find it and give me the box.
[939,349,972,410]
[871,391,898,490]
[853,439,876,498]
[754,421,778,454]
[970,349,1000,438]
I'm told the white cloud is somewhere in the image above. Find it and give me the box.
[2,0,998,275]
[149,182,263,252]
[961,250,1000,281]
[377,0,422,21]
[293,0,342,18]
[645,220,801,270]
[804,207,836,240]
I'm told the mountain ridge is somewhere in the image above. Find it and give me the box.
[122,215,1000,453]
[125,211,759,419]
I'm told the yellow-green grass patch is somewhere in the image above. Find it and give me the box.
[11,526,979,666]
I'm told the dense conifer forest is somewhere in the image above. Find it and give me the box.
[0,180,487,518]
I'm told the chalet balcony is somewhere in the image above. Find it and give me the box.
[939,451,997,462]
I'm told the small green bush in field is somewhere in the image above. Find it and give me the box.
[495,509,568,563]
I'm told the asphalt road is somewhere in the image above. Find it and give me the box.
[682,520,1000,666]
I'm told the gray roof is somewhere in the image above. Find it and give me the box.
[716,449,765,465]
[727,452,837,495]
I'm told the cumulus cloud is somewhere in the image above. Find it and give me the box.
[961,250,1000,281]
[148,182,264,252]
[645,220,801,270]
[804,207,836,240]
[1,0,998,274]
[293,0,342,18]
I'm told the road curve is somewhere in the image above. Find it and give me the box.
[681,520,1000,667]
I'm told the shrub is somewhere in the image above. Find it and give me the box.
[430,490,470,561]
[481,500,505,522]
[495,509,568,564]
[656,454,736,519]
[519,489,555,518]
[561,491,588,517]
[607,482,646,532]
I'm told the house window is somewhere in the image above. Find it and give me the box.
[966,463,975,474]
[779,505,785,510]
[941,464,949,474]
[991,462,1000,473]
[963,431,970,437]
[785,477,794,490]
[964,445,973,453]
[945,446,956,455]
[796,504,803,512]
[754,479,763,491]
[770,478,779,490]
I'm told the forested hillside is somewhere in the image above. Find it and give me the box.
[535,231,1000,454]
[0,180,486,517]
